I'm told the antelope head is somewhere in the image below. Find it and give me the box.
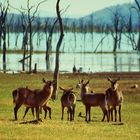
[107,77,120,91]
[42,78,54,92]
[76,79,89,93]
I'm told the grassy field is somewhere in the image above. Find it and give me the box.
[0,72,140,140]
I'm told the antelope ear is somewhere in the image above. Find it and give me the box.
[42,78,46,83]
[59,86,65,91]
[81,79,84,83]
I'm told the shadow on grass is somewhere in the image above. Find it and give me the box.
[78,112,85,118]
[112,122,124,125]
[19,119,41,125]
[77,112,101,123]
[9,119,17,122]
[9,119,42,125]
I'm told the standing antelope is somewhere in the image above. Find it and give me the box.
[106,77,123,122]
[12,78,54,121]
[59,87,76,121]
[77,80,109,122]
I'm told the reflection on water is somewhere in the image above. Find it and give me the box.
[0,52,140,73]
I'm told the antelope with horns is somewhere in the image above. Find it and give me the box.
[106,77,123,122]
[12,78,54,121]
[77,79,109,122]
[59,87,76,121]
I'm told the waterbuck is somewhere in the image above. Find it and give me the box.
[59,87,76,121]
[12,78,54,121]
[77,79,109,122]
[106,77,123,122]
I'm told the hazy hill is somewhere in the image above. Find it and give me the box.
[6,0,140,31]
[79,1,139,28]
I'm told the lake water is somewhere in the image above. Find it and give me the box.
[0,32,140,73]
[0,52,140,73]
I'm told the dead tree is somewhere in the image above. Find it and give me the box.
[36,16,41,47]
[21,24,28,71]
[6,14,14,48]
[108,7,123,53]
[15,11,29,72]
[0,1,9,73]
[72,21,77,52]
[52,0,64,100]
[46,19,58,70]
[89,14,94,49]
[11,0,47,73]
[14,17,21,47]
[134,0,140,51]
[79,18,87,53]
[124,8,137,50]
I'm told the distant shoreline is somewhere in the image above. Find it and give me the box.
[0,71,140,79]
[0,49,138,54]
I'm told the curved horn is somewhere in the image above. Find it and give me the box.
[85,80,89,85]
[107,77,113,82]
[59,86,65,91]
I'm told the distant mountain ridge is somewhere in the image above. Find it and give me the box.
[6,0,140,30]
[80,1,139,28]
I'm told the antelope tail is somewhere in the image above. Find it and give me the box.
[12,89,19,104]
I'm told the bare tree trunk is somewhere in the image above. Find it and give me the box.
[118,32,122,49]
[72,21,77,53]
[52,0,64,100]
[46,19,57,70]
[3,26,6,73]
[83,31,86,53]
[113,37,118,52]
[22,26,28,71]
[7,26,10,48]
[0,34,2,49]
[46,35,51,70]
[137,32,140,51]
[15,34,19,47]
[29,21,33,73]
[0,1,9,73]
[133,0,140,51]
[108,6,123,53]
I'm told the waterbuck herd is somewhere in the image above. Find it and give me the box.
[12,77,123,123]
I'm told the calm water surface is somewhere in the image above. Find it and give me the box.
[0,32,140,73]
[0,52,140,73]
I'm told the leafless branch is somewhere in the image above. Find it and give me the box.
[135,0,140,10]
[31,0,48,21]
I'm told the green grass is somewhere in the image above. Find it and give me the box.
[0,73,140,140]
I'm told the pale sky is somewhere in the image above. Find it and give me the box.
[1,0,135,18]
